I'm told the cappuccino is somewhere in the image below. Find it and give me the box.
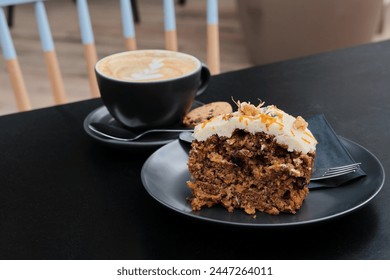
[97,50,199,82]
[95,50,210,129]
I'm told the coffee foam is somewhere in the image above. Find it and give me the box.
[97,50,199,82]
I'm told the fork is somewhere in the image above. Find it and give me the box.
[310,162,361,181]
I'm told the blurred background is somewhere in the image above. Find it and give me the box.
[1,0,390,115]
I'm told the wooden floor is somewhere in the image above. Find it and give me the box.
[0,0,251,115]
[1,0,390,116]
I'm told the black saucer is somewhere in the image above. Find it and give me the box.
[83,100,203,152]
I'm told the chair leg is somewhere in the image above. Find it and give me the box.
[131,0,140,23]
[72,0,140,23]
[6,6,14,28]
[6,59,32,111]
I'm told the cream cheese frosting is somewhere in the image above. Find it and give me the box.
[192,101,317,154]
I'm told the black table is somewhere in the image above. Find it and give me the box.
[1,41,389,260]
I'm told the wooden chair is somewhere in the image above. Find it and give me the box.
[76,0,220,98]
[0,0,66,111]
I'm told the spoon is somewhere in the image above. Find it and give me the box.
[88,122,193,142]
[179,131,194,144]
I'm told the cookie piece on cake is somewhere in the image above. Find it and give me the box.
[187,101,317,215]
[183,102,233,128]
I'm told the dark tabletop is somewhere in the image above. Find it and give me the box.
[1,41,389,260]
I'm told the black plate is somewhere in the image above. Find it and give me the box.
[141,137,385,227]
[83,100,203,151]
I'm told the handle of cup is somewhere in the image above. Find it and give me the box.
[196,64,211,96]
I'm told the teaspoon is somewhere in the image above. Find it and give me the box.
[88,122,193,142]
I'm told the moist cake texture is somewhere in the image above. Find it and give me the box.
[187,101,317,215]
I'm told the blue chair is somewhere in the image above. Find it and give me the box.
[0,0,66,111]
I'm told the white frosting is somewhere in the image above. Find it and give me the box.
[193,102,317,154]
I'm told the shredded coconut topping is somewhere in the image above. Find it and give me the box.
[293,116,308,130]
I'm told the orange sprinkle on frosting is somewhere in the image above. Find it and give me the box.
[301,137,311,144]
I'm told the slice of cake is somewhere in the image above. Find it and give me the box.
[187,101,317,215]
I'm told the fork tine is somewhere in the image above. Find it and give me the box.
[311,162,361,181]
[324,168,358,177]
[324,163,361,175]
[327,163,361,171]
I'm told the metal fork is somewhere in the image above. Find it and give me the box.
[311,162,361,181]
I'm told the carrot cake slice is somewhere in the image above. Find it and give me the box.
[187,101,317,215]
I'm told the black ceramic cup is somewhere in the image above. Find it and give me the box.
[95,50,210,129]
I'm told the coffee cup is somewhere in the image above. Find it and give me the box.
[95,50,211,129]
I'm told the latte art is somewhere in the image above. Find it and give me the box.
[130,59,164,81]
[97,50,199,82]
